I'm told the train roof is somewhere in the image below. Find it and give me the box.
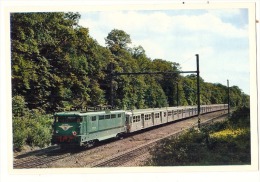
[125,106,199,115]
[54,104,226,116]
[125,104,226,115]
[54,110,125,116]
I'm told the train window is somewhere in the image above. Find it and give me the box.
[99,115,104,120]
[105,115,110,119]
[145,114,151,120]
[111,114,116,119]
[155,113,159,118]
[92,116,96,121]
[118,114,121,118]
[164,112,166,117]
[57,116,82,122]
[133,115,140,122]
[168,111,172,116]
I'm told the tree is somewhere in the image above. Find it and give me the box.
[105,29,132,53]
[11,13,249,112]
[11,12,110,111]
[151,59,181,106]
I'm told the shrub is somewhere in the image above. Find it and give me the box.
[229,106,250,128]
[208,128,250,164]
[13,116,28,150]
[13,110,53,151]
[12,95,27,117]
[146,107,251,166]
[147,129,210,166]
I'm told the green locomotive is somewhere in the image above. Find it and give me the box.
[51,110,126,148]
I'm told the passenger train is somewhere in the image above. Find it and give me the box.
[51,104,227,148]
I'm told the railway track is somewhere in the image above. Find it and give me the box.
[91,113,229,167]
[13,111,228,169]
[13,146,72,169]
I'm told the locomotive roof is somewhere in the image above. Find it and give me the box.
[55,110,125,116]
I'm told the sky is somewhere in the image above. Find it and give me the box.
[78,8,250,95]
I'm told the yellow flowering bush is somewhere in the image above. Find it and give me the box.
[210,128,247,140]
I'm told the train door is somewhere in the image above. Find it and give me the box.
[152,113,155,126]
[126,114,131,133]
[133,114,142,131]
[87,115,98,134]
[153,112,160,125]
[178,109,182,119]
[81,116,87,135]
[141,114,144,129]
[167,110,173,122]
[172,110,176,121]
[163,111,168,123]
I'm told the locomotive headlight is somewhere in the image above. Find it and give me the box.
[72,131,77,136]
[56,130,59,134]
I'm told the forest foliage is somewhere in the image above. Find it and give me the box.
[11,12,250,150]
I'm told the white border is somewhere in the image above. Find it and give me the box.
[1,0,259,182]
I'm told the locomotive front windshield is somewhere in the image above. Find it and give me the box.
[55,116,82,123]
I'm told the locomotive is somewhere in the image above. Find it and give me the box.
[51,104,227,148]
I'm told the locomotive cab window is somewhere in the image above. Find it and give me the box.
[57,116,82,123]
